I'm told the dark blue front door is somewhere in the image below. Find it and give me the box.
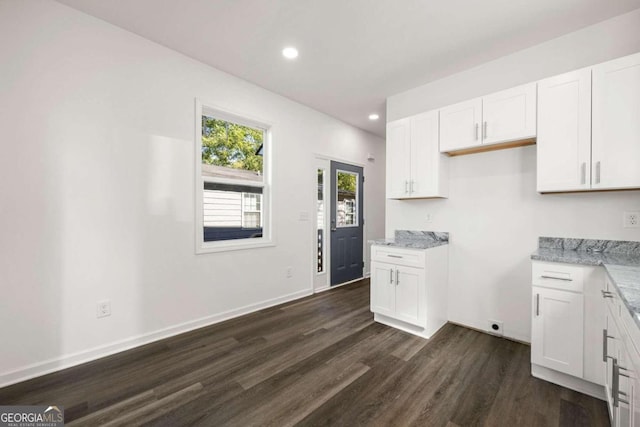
[330,161,364,286]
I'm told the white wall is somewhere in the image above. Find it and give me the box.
[387,9,640,342]
[0,0,385,386]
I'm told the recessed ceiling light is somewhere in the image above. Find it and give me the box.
[282,47,299,59]
[368,113,380,121]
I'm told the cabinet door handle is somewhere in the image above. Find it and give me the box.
[581,162,586,185]
[540,274,573,282]
[475,123,479,140]
[483,121,487,139]
[602,290,614,299]
[595,161,601,184]
[603,329,614,362]
[404,180,409,194]
[410,180,415,193]
[535,293,540,316]
[396,269,400,285]
[390,268,394,284]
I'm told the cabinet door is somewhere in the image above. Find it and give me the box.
[606,311,619,417]
[615,342,635,427]
[386,119,411,198]
[531,287,584,377]
[592,52,640,190]
[409,110,445,198]
[370,261,395,317]
[394,265,426,327]
[482,82,537,145]
[439,98,482,152]
[537,69,592,192]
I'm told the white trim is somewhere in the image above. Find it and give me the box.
[202,176,265,188]
[312,153,366,168]
[0,288,311,388]
[195,99,274,254]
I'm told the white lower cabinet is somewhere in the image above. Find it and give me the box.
[603,276,640,427]
[531,260,640,426]
[531,286,584,377]
[530,261,606,400]
[371,262,425,326]
[370,244,448,339]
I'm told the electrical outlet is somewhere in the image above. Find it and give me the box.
[425,213,433,223]
[488,320,503,336]
[623,211,640,228]
[286,267,293,278]
[97,300,111,318]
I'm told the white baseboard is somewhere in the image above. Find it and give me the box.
[0,288,312,388]
[532,364,606,401]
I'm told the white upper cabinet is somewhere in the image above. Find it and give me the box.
[386,110,448,199]
[536,52,640,193]
[537,68,592,192]
[439,83,537,153]
[482,83,537,145]
[592,52,640,190]
[439,98,482,152]
[386,118,411,199]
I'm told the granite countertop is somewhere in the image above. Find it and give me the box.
[531,237,640,328]
[369,230,449,250]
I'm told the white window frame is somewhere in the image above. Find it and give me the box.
[195,99,273,253]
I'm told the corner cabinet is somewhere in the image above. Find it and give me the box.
[537,52,640,192]
[386,110,448,199]
[370,244,448,338]
[439,82,537,154]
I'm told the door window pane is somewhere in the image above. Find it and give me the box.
[336,171,358,227]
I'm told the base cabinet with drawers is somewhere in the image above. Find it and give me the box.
[603,275,640,427]
[531,260,640,426]
[530,261,606,398]
[370,244,448,339]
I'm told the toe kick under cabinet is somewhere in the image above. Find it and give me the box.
[370,244,448,339]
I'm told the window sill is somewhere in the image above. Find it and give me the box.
[196,239,275,254]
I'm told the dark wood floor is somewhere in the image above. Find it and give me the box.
[0,279,609,426]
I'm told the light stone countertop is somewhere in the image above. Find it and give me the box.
[531,237,640,329]
[369,230,449,250]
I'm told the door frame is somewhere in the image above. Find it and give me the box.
[312,155,367,293]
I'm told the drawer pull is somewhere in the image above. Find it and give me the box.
[602,290,614,299]
[387,254,403,259]
[540,274,573,282]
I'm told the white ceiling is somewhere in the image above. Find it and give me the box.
[56,0,640,137]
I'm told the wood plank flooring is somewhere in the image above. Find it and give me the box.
[0,279,610,426]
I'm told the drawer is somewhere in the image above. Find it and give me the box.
[371,245,426,268]
[532,261,584,293]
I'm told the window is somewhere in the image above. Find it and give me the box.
[196,101,271,252]
[336,170,358,227]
